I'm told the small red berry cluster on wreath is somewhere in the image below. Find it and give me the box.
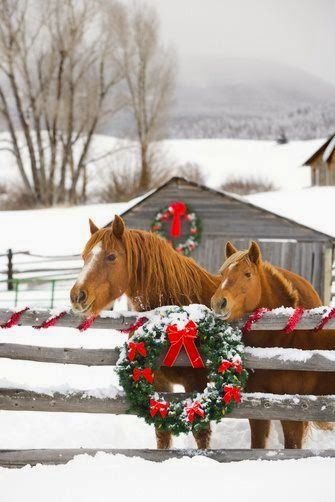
[150,201,201,255]
[117,305,247,435]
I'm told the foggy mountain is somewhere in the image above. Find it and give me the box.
[169,57,335,139]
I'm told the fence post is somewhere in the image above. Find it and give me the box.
[7,249,13,291]
[14,280,19,307]
[50,280,56,309]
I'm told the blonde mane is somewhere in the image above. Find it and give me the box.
[84,228,220,309]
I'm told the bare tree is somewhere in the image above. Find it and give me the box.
[109,0,176,193]
[0,0,124,206]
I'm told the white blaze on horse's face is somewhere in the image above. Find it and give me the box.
[76,243,102,286]
[70,242,104,314]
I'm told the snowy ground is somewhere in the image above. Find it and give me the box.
[163,137,322,190]
[0,324,334,501]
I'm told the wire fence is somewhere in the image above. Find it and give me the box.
[0,249,81,308]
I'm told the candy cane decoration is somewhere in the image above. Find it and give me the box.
[0,307,29,328]
[283,307,305,334]
[314,307,335,332]
[242,307,270,334]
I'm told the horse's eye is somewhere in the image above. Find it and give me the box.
[107,254,117,262]
[245,272,252,278]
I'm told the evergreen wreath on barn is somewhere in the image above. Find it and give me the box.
[117,305,247,435]
[150,201,201,255]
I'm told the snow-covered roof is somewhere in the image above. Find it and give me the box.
[245,187,335,238]
[323,135,335,162]
[302,134,335,166]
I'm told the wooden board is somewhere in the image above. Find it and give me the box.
[0,343,334,371]
[0,389,334,422]
[1,307,335,330]
[1,448,335,468]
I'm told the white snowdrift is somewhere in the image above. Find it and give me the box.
[0,453,334,502]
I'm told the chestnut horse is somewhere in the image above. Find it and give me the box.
[211,240,334,449]
[71,215,221,449]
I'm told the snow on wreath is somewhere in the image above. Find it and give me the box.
[116,305,248,435]
[150,201,201,255]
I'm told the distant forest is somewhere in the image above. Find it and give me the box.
[168,101,335,140]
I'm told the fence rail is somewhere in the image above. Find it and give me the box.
[0,306,334,467]
[1,307,335,330]
[0,343,334,371]
[2,448,335,469]
[0,389,334,422]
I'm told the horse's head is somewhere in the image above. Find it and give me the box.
[211,241,262,321]
[70,215,129,315]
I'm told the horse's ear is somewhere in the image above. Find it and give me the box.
[248,241,262,265]
[112,215,125,239]
[225,241,237,258]
[89,219,99,235]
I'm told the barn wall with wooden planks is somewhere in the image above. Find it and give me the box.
[120,178,334,302]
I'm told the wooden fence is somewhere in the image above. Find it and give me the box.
[0,307,334,468]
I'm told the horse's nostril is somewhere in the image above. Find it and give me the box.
[220,298,227,309]
[77,290,87,304]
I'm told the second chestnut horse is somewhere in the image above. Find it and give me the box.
[211,240,334,449]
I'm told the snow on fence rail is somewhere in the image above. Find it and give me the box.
[1,306,335,330]
[0,307,335,467]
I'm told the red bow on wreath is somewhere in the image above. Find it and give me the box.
[150,399,169,418]
[128,342,147,361]
[223,385,241,405]
[132,367,154,384]
[217,359,242,375]
[186,401,205,423]
[169,201,187,238]
[163,320,205,368]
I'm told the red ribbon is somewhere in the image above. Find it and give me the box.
[121,317,148,334]
[1,307,29,328]
[186,401,205,423]
[150,399,169,418]
[314,307,335,332]
[77,315,97,331]
[223,385,241,405]
[33,311,67,329]
[162,320,204,368]
[283,307,304,334]
[132,367,154,384]
[169,201,187,237]
[242,307,270,334]
[128,341,147,361]
[218,359,242,375]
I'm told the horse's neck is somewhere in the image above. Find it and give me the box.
[258,263,299,309]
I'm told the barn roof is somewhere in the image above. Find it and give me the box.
[302,133,335,166]
[112,176,334,242]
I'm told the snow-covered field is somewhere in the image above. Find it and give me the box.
[0,132,323,193]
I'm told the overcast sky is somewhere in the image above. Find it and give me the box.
[148,0,335,86]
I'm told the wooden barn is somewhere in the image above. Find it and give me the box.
[303,133,335,185]
[117,177,334,303]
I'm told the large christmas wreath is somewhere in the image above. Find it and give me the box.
[150,201,201,255]
[117,305,247,435]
